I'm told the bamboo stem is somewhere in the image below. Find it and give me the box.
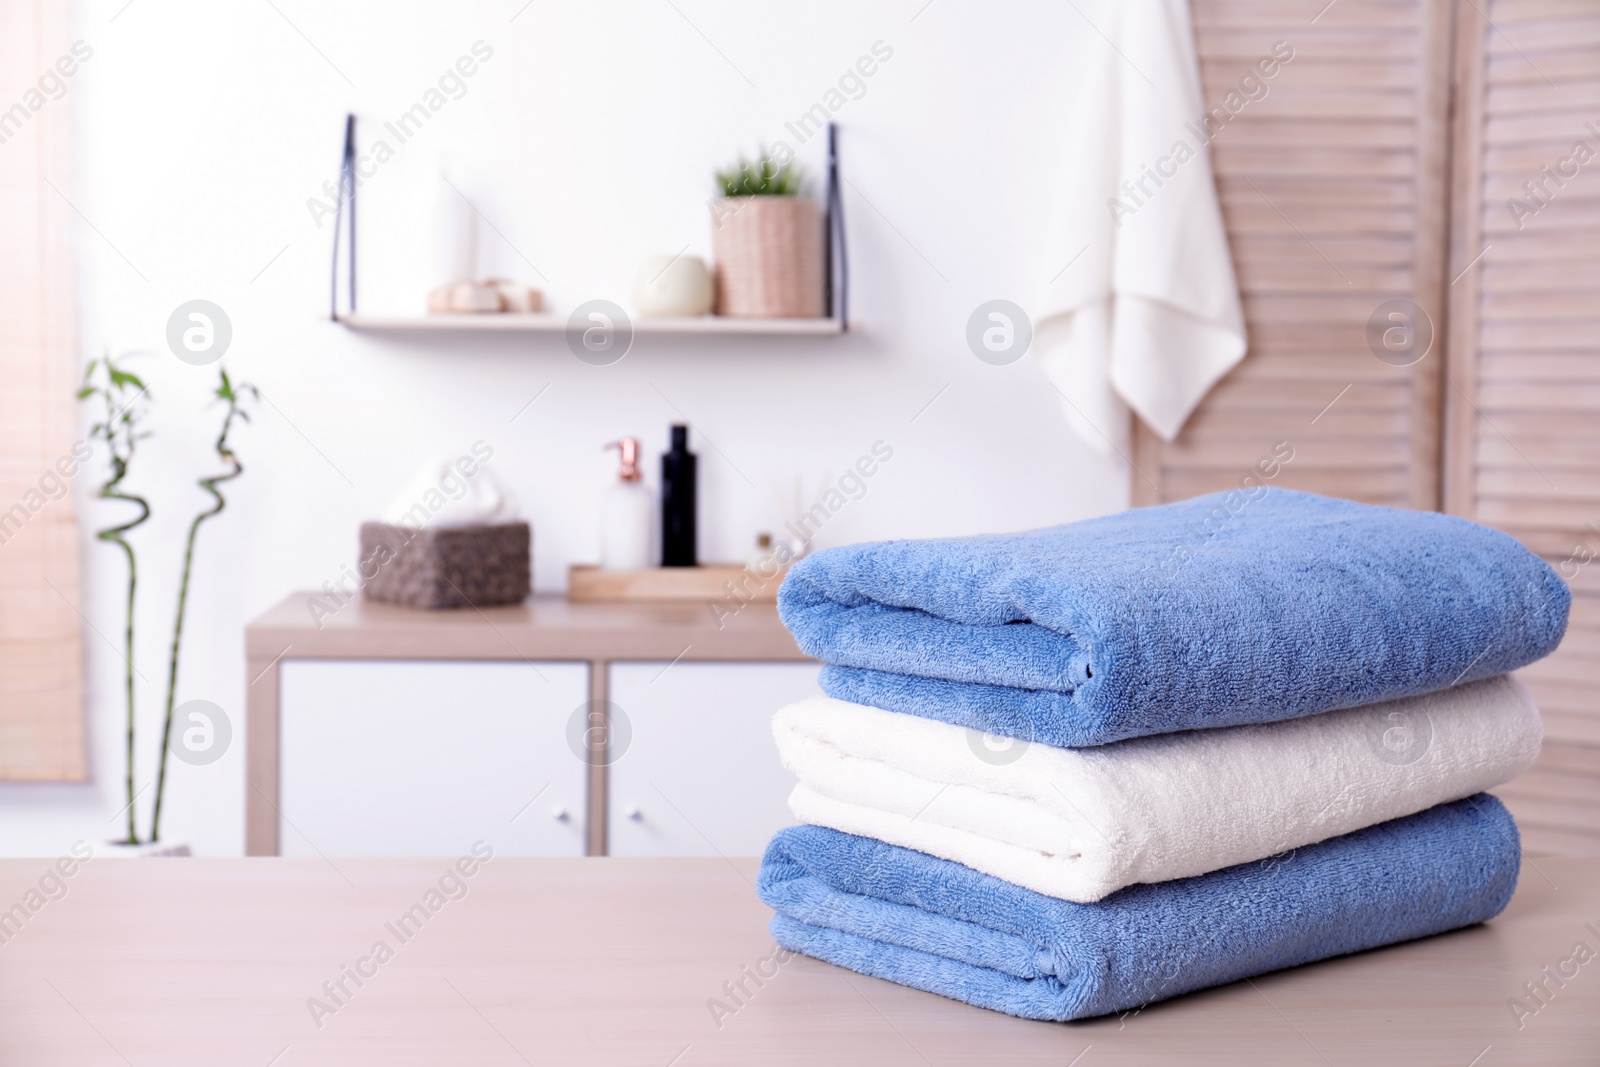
[100,521,141,844]
[84,356,151,845]
[151,376,249,842]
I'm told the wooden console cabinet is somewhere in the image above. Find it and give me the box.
[245,593,817,857]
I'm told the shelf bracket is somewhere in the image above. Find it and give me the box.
[825,122,849,332]
[329,113,357,321]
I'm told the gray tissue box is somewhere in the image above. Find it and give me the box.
[359,521,531,609]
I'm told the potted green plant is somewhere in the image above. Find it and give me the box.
[710,150,824,318]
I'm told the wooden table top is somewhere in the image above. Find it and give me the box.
[2,854,1596,1065]
[246,592,809,662]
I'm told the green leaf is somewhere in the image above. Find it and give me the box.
[714,147,803,198]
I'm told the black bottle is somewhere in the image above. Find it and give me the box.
[661,424,697,567]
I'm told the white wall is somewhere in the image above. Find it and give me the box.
[0,0,1124,855]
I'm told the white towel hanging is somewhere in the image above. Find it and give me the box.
[1035,0,1247,453]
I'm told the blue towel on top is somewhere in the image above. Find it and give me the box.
[758,795,1520,1022]
[779,488,1568,746]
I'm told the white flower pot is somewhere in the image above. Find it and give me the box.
[99,841,191,858]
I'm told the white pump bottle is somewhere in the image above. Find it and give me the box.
[600,438,654,571]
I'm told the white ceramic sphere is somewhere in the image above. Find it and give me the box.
[632,254,714,316]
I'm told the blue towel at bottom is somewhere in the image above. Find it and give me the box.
[758,795,1520,1021]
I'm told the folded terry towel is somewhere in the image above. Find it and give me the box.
[779,488,1569,746]
[758,795,1521,1022]
[775,675,1540,902]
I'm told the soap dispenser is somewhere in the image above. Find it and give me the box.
[600,438,653,571]
[660,424,698,567]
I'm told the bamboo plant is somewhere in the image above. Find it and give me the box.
[79,361,256,845]
[78,355,151,845]
[150,369,257,842]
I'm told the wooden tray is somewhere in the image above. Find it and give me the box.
[566,564,786,603]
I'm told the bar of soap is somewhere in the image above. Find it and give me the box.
[359,521,531,609]
[486,278,544,313]
[427,281,503,314]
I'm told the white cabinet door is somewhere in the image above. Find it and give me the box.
[607,662,821,857]
[280,660,588,857]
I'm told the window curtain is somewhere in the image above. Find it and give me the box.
[0,0,88,780]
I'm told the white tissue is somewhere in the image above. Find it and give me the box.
[381,457,516,528]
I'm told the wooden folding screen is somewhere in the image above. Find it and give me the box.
[1444,0,1600,853]
[1140,0,1599,852]
[1131,0,1453,511]
[0,1,89,780]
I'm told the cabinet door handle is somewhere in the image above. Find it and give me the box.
[552,806,570,822]
[625,805,643,821]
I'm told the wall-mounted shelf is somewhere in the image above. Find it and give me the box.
[329,119,850,333]
[335,313,845,336]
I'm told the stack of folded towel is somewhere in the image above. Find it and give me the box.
[758,488,1569,1021]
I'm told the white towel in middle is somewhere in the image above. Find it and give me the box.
[775,675,1541,903]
